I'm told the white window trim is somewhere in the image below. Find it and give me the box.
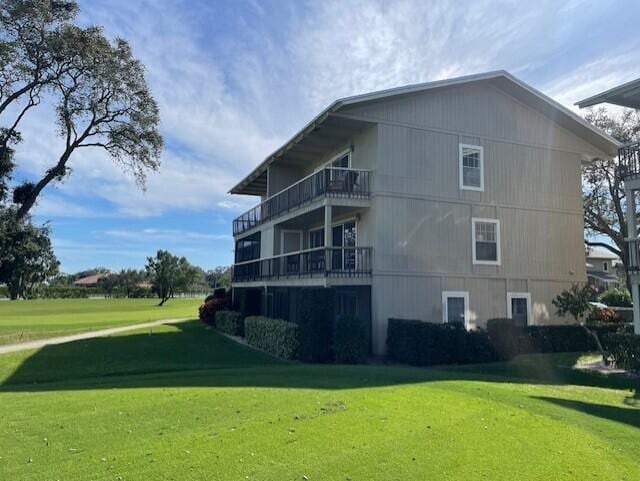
[507,292,532,326]
[459,143,484,192]
[472,217,501,265]
[442,291,470,329]
[280,229,303,254]
[315,148,352,172]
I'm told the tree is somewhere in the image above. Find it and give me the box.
[0,209,59,299]
[582,107,640,291]
[0,0,163,218]
[205,266,231,290]
[115,268,143,298]
[145,250,198,306]
[553,284,604,355]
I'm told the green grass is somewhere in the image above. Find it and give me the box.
[0,321,638,480]
[0,298,201,345]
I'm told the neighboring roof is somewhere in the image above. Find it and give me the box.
[230,70,621,195]
[585,247,620,260]
[73,273,108,286]
[587,271,619,282]
[576,77,640,110]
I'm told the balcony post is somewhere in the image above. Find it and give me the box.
[626,188,637,239]
[632,282,640,335]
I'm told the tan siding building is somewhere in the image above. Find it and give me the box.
[230,71,619,355]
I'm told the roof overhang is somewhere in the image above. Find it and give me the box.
[231,70,621,195]
[576,77,640,110]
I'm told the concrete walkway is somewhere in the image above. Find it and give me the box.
[0,318,192,355]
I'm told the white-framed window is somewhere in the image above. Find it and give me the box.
[280,229,302,254]
[507,292,532,327]
[472,218,500,265]
[442,291,469,327]
[309,228,324,248]
[459,143,484,191]
[603,261,609,272]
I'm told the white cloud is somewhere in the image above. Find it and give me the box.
[104,228,230,242]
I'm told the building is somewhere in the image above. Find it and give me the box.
[585,247,621,292]
[578,77,640,334]
[73,273,109,287]
[231,70,619,354]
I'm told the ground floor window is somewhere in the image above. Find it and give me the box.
[442,291,469,327]
[507,292,531,327]
[336,291,358,317]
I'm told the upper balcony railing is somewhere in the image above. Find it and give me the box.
[619,142,640,180]
[233,167,371,236]
[232,246,372,283]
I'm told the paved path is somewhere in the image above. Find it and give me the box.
[0,318,192,355]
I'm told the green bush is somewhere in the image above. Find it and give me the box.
[333,315,369,364]
[486,318,597,359]
[215,310,244,336]
[0,285,9,298]
[387,319,499,366]
[297,288,335,362]
[603,333,640,372]
[245,316,299,360]
[599,288,632,307]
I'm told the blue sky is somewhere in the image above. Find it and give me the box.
[13,0,640,273]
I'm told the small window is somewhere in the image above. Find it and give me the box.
[472,218,500,265]
[603,261,608,272]
[442,291,469,327]
[331,153,350,168]
[507,293,531,327]
[459,144,484,191]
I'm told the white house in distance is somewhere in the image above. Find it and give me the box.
[585,246,621,292]
[230,70,620,354]
[578,78,640,335]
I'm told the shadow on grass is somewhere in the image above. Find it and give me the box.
[534,396,640,429]
[0,320,639,396]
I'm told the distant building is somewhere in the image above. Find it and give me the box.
[585,247,621,292]
[73,273,109,287]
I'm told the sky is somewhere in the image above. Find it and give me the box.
[12,0,640,273]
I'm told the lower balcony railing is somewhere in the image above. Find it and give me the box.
[628,238,640,271]
[620,142,640,180]
[232,246,372,282]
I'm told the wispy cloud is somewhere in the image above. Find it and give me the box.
[104,228,231,242]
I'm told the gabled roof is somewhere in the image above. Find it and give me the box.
[231,70,620,196]
[576,77,640,110]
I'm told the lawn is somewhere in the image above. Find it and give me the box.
[0,298,202,346]
[0,321,638,480]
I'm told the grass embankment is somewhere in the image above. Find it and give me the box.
[0,320,638,480]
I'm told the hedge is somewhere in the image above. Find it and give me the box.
[387,318,499,366]
[603,333,640,372]
[297,288,335,362]
[245,316,299,360]
[333,315,369,364]
[215,310,244,336]
[485,319,600,359]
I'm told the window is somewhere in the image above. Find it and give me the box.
[331,219,357,270]
[459,144,484,191]
[330,152,350,168]
[472,218,500,265]
[507,293,531,327]
[309,228,324,248]
[235,232,261,263]
[337,291,358,317]
[442,291,469,327]
[603,261,609,272]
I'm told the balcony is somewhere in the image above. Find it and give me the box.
[232,246,372,283]
[619,142,640,180]
[233,167,371,236]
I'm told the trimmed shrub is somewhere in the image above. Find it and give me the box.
[599,288,632,308]
[387,318,499,366]
[603,333,640,372]
[297,288,335,362]
[215,310,244,336]
[198,298,226,326]
[333,315,369,364]
[587,306,619,323]
[486,318,597,359]
[245,316,299,360]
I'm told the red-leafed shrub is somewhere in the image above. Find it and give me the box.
[199,298,226,326]
[588,307,618,323]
